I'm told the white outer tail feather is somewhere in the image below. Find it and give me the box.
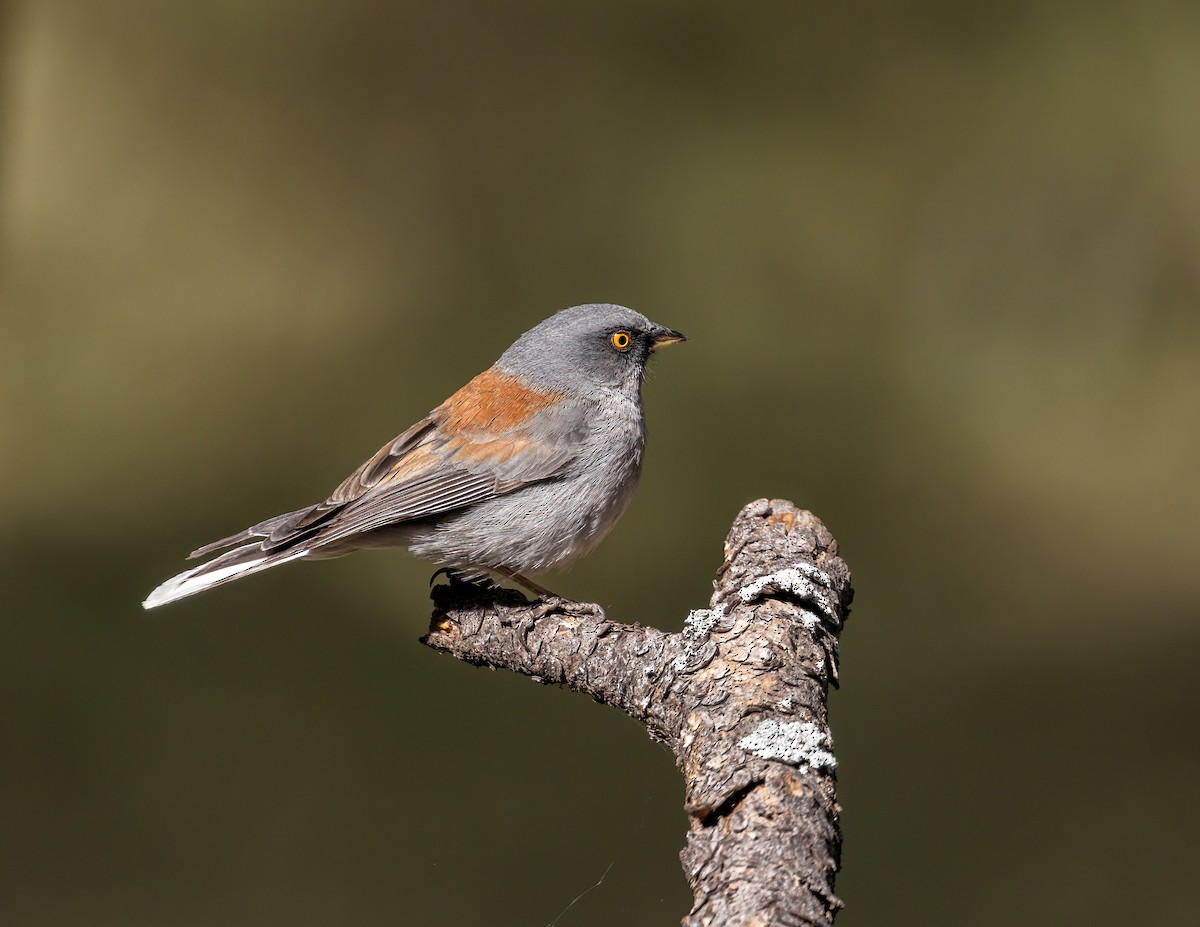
[142,547,308,609]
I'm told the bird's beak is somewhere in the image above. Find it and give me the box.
[650,327,687,351]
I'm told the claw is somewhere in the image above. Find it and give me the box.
[428,567,455,588]
[429,566,499,591]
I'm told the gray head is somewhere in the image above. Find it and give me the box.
[496,303,685,395]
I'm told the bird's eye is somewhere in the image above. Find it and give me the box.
[610,331,632,351]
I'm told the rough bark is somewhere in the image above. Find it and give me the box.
[422,498,853,927]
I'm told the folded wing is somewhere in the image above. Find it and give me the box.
[144,369,584,608]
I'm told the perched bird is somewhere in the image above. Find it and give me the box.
[143,303,685,609]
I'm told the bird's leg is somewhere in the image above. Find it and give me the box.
[491,565,559,600]
[491,566,606,621]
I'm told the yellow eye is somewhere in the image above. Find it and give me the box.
[610,331,632,351]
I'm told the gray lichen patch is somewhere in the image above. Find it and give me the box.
[682,604,725,639]
[737,567,837,626]
[737,718,837,770]
[673,604,726,671]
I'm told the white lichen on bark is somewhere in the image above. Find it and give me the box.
[737,718,837,770]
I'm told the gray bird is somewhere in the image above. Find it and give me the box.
[143,303,685,608]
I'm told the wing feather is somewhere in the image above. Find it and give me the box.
[183,371,587,562]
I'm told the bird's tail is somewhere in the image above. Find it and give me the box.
[143,499,349,610]
[142,542,310,609]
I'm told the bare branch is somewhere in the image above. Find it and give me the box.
[422,499,853,927]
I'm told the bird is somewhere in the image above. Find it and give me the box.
[142,303,685,609]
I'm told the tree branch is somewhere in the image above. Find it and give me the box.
[422,499,853,927]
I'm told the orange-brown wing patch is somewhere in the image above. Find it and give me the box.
[443,434,540,465]
[436,368,562,434]
[367,442,446,483]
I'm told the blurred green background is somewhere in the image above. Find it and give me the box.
[3,1,1199,925]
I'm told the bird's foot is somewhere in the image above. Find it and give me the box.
[488,566,606,621]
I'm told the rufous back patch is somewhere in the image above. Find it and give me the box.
[437,369,561,434]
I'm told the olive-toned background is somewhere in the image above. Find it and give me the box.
[4,2,1198,925]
